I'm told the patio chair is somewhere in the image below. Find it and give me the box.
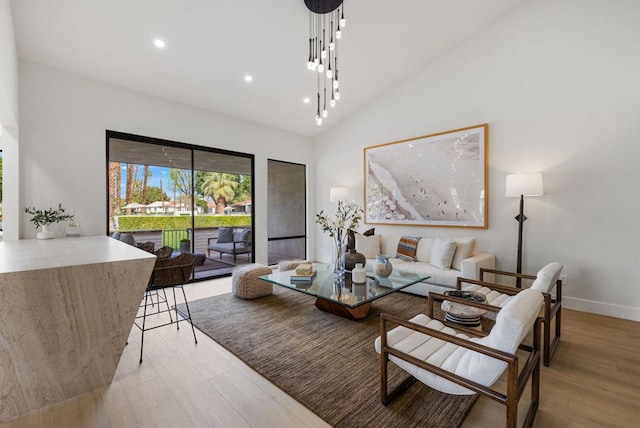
[135,253,198,363]
[376,288,543,428]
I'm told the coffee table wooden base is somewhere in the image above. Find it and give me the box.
[314,298,372,320]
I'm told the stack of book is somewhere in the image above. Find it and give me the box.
[290,263,317,283]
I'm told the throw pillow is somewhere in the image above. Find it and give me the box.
[119,233,137,246]
[396,236,421,262]
[111,231,121,240]
[429,238,457,270]
[347,227,375,251]
[217,227,234,243]
[451,238,476,271]
[355,233,381,259]
[233,229,252,248]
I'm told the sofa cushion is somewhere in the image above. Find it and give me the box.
[396,236,421,262]
[430,238,457,270]
[355,233,381,259]
[414,237,434,263]
[451,238,476,271]
[389,259,459,287]
[217,227,234,243]
[346,227,375,251]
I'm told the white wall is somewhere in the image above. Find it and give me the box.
[19,61,314,264]
[313,0,640,321]
[0,0,19,241]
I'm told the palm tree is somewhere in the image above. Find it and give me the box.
[202,173,239,214]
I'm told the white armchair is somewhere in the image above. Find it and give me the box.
[376,288,543,428]
[458,262,563,366]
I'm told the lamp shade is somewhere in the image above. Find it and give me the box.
[505,173,544,197]
[329,187,349,202]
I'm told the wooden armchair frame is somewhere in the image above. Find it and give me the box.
[380,293,542,428]
[466,267,562,366]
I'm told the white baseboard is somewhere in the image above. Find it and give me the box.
[563,297,640,322]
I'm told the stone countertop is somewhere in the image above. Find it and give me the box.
[0,235,156,274]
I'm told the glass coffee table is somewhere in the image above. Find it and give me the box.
[260,263,430,320]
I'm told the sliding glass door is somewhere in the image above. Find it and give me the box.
[107,131,254,280]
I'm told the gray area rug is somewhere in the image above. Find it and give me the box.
[180,287,477,428]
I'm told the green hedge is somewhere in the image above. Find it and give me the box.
[117,215,251,232]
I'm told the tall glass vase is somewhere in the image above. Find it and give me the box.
[333,228,346,276]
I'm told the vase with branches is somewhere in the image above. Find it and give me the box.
[24,203,75,239]
[315,201,363,274]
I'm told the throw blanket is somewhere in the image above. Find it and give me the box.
[396,236,421,262]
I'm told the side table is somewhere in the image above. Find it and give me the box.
[441,290,487,328]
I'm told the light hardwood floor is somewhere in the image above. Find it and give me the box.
[2,278,639,427]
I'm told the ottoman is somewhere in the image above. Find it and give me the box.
[232,263,273,299]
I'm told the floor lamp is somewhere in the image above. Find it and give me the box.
[505,173,543,287]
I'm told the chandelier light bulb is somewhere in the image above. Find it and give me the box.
[305,2,347,125]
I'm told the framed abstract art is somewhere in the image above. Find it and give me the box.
[364,124,488,228]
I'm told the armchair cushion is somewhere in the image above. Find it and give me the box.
[530,262,563,293]
[233,229,252,248]
[217,227,234,243]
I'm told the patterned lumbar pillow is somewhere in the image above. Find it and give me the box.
[396,236,422,262]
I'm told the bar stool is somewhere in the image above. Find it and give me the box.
[135,253,198,363]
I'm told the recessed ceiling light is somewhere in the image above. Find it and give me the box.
[154,39,165,49]
[244,75,253,82]
[303,97,310,104]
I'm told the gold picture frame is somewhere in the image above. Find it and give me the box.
[364,124,488,228]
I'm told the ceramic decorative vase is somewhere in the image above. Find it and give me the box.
[352,263,367,284]
[179,240,191,254]
[342,249,366,271]
[37,224,56,240]
[373,254,393,278]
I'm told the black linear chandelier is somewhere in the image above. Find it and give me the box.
[304,0,346,126]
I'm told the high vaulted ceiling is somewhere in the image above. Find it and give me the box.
[11,0,525,137]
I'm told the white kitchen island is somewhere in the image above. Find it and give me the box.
[0,236,156,423]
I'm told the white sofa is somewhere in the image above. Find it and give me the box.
[355,234,495,296]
